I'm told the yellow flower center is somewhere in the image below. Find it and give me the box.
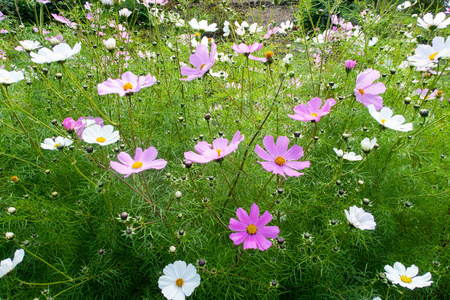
[194,32,200,37]
[381,119,386,125]
[123,82,133,91]
[429,52,439,60]
[265,51,274,59]
[132,161,143,169]
[437,90,443,97]
[358,89,365,95]
[216,149,222,156]
[247,224,257,234]
[96,137,106,143]
[175,278,184,287]
[400,275,412,283]
[275,156,286,166]
[54,143,60,148]
[200,64,206,70]
[310,112,318,117]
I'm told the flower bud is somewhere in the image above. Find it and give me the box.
[175,191,182,199]
[103,38,116,52]
[5,232,14,240]
[169,246,176,253]
[8,207,16,214]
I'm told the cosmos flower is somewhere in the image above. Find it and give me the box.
[184,130,244,163]
[41,136,73,150]
[344,206,376,230]
[255,136,310,178]
[333,148,363,161]
[354,69,386,110]
[18,40,40,51]
[110,147,167,177]
[0,249,24,278]
[288,97,336,122]
[82,124,120,146]
[231,42,267,62]
[229,203,280,251]
[345,60,356,73]
[97,71,156,97]
[188,18,218,32]
[51,14,77,29]
[360,137,377,153]
[384,262,432,290]
[368,105,413,132]
[141,0,168,6]
[180,42,217,81]
[0,70,24,85]
[30,43,81,64]
[158,261,200,300]
[407,36,450,68]
[417,12,450,30]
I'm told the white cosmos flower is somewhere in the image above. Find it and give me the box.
[223,21,231,37]
[103,38,116,51]
[0,249,25,278]
[158,260,201,300]
[344,205,376,230]
[343,152,363,161]
[408,36,450,67]
[333,147,343,158]
[19,40,40,51]
[82,124,120,146]
[361,137,377,153]
[278,20,293,34]
[119,8,132,18]
[41,136,73,150]
[417,12,450,30]
[397,1,416,10]
[0,70,24,85]
[189,18,218,32]
[368,37,378,46]
[235,21,249,36]
[384,262,433,290]
[368,105,413,132]
[30,43,81,64]
[248,23,263,34]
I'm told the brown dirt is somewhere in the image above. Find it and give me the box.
[228,0,298,25]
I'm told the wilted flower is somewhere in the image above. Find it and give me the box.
[184,130,244,163]
[288,97,336,122]
[110,147,167,177]
[345,60,356,73]
[97,71,157,97]
[344,206,376,230]
[255,136,310,178]
[354,69,386,110]
[119,8,132,17]
[158,261,200,300]
[384,262,432,290]
[0,249,24,278]
[229,203,280,251]
[368,105,413,132]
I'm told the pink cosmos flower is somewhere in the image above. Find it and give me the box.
[184,130,244,163]
[229,203,279,251]
[51,14,77,29]
[264,24,279,39]
[345,60,356,72]
[97,71,156,97]
[231,42,267,62]
[141,0,168,6]
[255,136,310,178]
[354,69,386,110]
[288,97,336,122]
[416,88,437,100]
[180,42,217,81]
[110,147,167,177]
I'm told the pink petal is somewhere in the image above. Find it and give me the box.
[236,207,251,225]
[262,135,277,157]
[257,226,279,238]
[284,145,303,160]
[255,144,273,161]
[229,218,247,231]
[243,234,258,249]
[141,147,158,163]
[255,211,272,227]
[117,152,134,166]
[249,203,260,224]
[230,232,248,245]
[254,234,272,251]
[275,136,290,156]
